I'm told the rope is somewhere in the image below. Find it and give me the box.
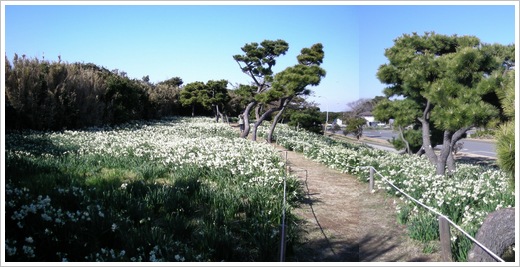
[275,146,505,262]
[372,167,505,262]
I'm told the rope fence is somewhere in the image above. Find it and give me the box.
[368,166,505,262]
[277,149,312,262]
[275,148,504,262]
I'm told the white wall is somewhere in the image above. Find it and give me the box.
[363,116,375,126]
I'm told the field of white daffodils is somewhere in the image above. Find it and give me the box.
[4,117,515,262]
[5,117,300,262]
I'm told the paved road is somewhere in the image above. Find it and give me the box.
[363,143,397,152]
[356,129,497,158]
[363,129,397,141]
[455,139,496,158]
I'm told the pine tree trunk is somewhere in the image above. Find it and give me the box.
[398,125,412,155]
[251,98,288,142]
[214,105,219,123]
[267,98,290,143]
[214,105,224,123]
[447,152,456,174]
[240,102,256,138]
[267,113,281,143]
[419,101,438,165]
[446,126,472,174]
[255,104,262,121]
[436,131,453,175]
[252,112,269,141]
[252,121,259,141]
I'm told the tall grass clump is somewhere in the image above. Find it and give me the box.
[5,117,302,262]
[260,122,514,262]
[4,55,192,131]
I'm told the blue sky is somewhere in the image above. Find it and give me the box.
[2,1,517,112]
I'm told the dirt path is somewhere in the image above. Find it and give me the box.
[276,146,442,262]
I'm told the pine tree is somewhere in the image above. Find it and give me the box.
[376,32,513,175]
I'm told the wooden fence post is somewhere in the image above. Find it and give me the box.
[369,167,374,193]
[439,215,452,262]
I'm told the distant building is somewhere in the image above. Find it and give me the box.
[359,111,375,126]
[359,111,386,127]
